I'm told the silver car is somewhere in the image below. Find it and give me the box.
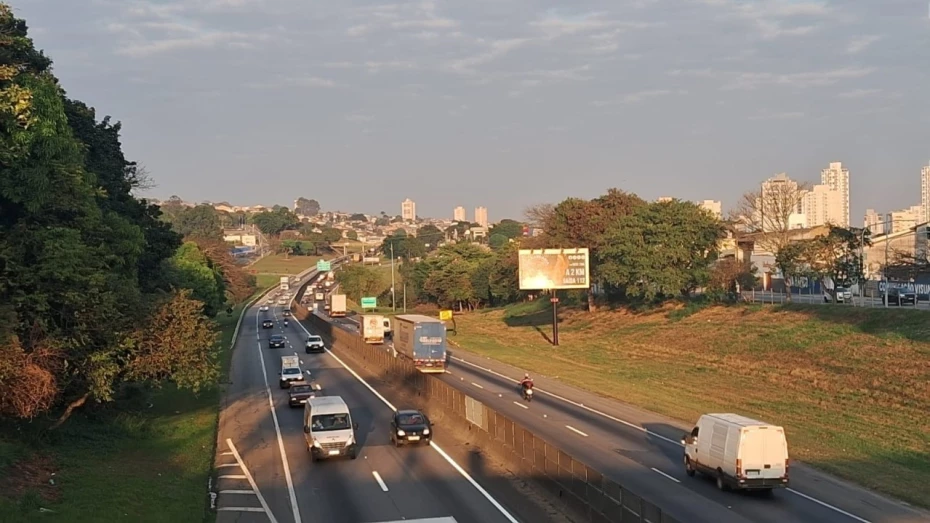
[824,287,852,303]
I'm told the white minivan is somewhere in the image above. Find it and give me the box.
[303,396,359,461]
[682,413,789,492]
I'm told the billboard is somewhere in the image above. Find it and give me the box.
[518,248,590,290]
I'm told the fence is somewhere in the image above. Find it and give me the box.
[291,297,680,523]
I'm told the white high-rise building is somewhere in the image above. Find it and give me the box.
[886,205,922,234]
[401,198,416,221]
[698,200,722,219]
[820,161,850,227]
[758,173,806,232]
[921,164,930,224]
[864,209,884,235]
[801,184,843,228]
[453,206,465,221]
[474,206,488,227]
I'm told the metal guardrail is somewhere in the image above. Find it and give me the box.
[291,301,680,523]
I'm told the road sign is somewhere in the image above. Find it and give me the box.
[316,260,331,272]
[360,297,377,308]
[439,310,453,321]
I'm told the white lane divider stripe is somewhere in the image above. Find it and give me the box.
[651,467,681,483]
[293,318,517,523]
[512,401,528,409]
[372,471,389,492]
[254,315,302,523]
[449,355,874,523]
[218,507,266,513]
[219,490,258,495]
[470,382,484,389]
[225,439,278,523]
[216,463,240,468]
[565,425,588,437]
[218,475,248,480]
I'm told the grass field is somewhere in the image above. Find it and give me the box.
[0,284,274,522]
[249,253,325,275]
[451,301,930,507]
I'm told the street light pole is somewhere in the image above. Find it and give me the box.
[390,242,396,312]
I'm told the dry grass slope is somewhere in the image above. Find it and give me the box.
[452,301,930,507]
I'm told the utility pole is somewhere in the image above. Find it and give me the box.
[391,242,396,312]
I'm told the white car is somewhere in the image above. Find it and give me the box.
[260,305,269,312]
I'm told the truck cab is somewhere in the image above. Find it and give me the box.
[303,396,359,461]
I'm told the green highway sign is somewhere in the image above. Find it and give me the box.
[316,260,331,272]
[360,297,377,308]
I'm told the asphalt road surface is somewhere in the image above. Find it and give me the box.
[330,315,929,523]
[213,282,559,523]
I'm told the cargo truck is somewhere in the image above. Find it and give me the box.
[315,292,324,301]
[279,276,290,291]
[393,315,447,373]
[279,355,303,388]
[359,314,385,344]
[329,294,347,317]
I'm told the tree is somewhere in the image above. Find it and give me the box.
[163,242,227,316]
[350,213,367,222]
[489,219,523,239]
[488,233,509,250]
[797,226,870,301]
[597,200,725,301]
[416,224,443,250]
[294,197,320,216]
[731,178,811,295]
[707,258,758,301]
[168,204,224,240]
[334,265,383,302]
[321,227,343,243]
[345,229,358,241]
[251,207,300,235]
[188,237,256,303]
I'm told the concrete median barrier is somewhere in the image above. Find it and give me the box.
[292,296,679,523]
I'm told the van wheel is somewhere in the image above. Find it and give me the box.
[716,471,728,491]
[684,457,695,477]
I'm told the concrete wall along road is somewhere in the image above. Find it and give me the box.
[291,299,679,523]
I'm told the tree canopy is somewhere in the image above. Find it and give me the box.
[251,206,300,235]
[294,197,321,216]
[0,5,253,425]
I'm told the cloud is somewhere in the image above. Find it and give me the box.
[721,67,875,90]
[116,30,255,57]
[699,0,830,40]
[837,88,882,98]
[442,38,529,75]
[345,113,374,123]
[748,109,805,121]
[324,61,417,74]
[592,89,688,106]
[245,75,337,89]
[847,35,881,54]
[344,1,458,38]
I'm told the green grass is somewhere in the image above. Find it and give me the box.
[451,301,930,508]
[250,253,326,275]
[0,285,274,523]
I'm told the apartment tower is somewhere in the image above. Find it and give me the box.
[401,198,416,221]
[453,206,465,221]
[474,206,488,227]
[820,162,850,227]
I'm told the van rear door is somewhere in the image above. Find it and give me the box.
[740,427,788,479]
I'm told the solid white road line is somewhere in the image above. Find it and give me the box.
[218,507,266,513]
[565,425,588,437]
[225,440,278,523]
[219,490,258,495]
[216,463,240,468]
[293,319,518,523]
[372,471,389,492]
[470,382,484,389]
[450,356,874,523]
[651,468,681,483]
[254,315,302,523]
[512,401,528,409]
[220,451,234,456]
[218,475,248,480]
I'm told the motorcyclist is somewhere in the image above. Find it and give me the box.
[283,319,289,327]
[519,373,533,392]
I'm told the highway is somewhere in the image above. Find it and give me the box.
[329,315,930,523]
[213,270,564,523]
[740,290,928,309]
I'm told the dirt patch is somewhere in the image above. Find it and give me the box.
[0,453,60,502]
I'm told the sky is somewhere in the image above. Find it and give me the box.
[14,0,930,222]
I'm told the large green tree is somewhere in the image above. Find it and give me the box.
[252,206,300,235]
[294,197,320,216]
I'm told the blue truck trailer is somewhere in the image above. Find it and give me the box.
[393,314,447,373]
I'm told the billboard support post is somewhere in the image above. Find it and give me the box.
[550,294,559,346]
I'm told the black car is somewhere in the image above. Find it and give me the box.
[391,409,432,447]
[282,310,291,317]
[262,319,274,329]
[883,287,916,306]
[269,334,286,348]
[288,381,322,407]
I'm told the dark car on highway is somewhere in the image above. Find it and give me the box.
[390,409,432,447]
[262,319,274,329]
[883,287,916,306]
[282,310,291,317]
[269,334,286,348]
[288,381,321,407]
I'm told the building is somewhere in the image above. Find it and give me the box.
[864,209,884,235]
[474,206,488,227]
[921,164,930,224]
[801,183,843,228]
[401,198,416,221]
[698,200,722,219]
[656,196,674,203]
[820,161,850,227]
[886,205,922,234]
[453,206,465,221]
[757,173,806,232]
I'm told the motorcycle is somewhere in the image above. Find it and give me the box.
[521,385,534,402]
[283,319,289,327]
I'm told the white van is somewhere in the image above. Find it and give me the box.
[682,413,789,492]
[303,396,359,461]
